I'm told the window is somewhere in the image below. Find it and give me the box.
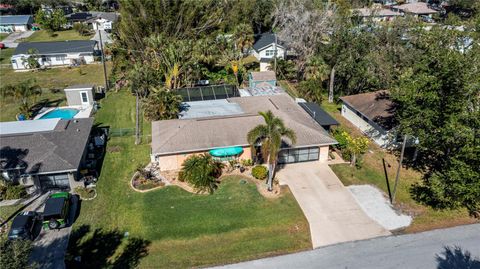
[81,92,88,103]
[55,55,66,61]
[265,49,276,57]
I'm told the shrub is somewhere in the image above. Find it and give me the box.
[332,127,349,150]
[74,187,96,200]
[0,239,33,269]
[1,184,27,200]
[252,165,268,180]
[240,159,253,167]
[180,154,224,194]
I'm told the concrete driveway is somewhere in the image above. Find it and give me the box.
[27,193,80,269]
[277,162,390,248]
[2,31,34,48]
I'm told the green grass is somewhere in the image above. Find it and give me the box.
[323,99,475,233]
[0,33,8,41]
[0,63,111,122]
[20,30,93,42]
[0,48,14,65]
[70,90,311,268]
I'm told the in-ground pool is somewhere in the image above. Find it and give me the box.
[39,108,79,119]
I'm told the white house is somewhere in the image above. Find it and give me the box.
[11,40,97,70]
[89,12,118,32]
[391,2,438,18]
[340,91,399,148]
[252,33,286,71]
[0,15,33,33]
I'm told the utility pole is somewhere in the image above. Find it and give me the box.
[97,22,109,91]
[382,158,393,204]
[274,33,277,74]
[392,135,407,203]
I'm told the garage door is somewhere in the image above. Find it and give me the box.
[39,174,70,190]
[278,147,319,164]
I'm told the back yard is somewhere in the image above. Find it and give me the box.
[68,91,311,268]
[19,29,93,42]
[0,63,111,122]
[320,98,476,233]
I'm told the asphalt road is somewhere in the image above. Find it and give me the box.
[214,224,480,269]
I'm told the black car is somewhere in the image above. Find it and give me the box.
[7,211,38,240]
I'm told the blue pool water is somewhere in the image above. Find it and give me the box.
[39,108,79,119]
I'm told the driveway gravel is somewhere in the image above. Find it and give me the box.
[348,185,412,230]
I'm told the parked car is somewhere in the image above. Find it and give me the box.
[0,43,5,49]
[7,211,38,240]
[42,192,71,230]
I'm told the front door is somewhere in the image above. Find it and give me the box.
[80,91,89,106]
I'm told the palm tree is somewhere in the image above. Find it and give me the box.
[247,111,296,191]
[180,154,224,194]
[3,79,41,118]
[143,87,183,121]
[233,23,254,55]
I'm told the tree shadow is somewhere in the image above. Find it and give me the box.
[436,245,480,269]
[66,224,150,269]
[30,98,65,116]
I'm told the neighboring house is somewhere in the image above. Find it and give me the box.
[391,2,438,18]
[0,15,33,33]
[66,12,94,24]
[354,7,402,22]
[88,12,118,32]
[11,40,97,70]
[297,101,339,132]
[340,91,399,148]
[249,71,276,88]
[64,84,95,107]
[151,94,337,171]
[0,118,94,191]
[252,33,286,71]
[374,0,397,6]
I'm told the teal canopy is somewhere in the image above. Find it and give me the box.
[209,147,244,157]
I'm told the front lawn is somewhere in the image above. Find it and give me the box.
[0,63,111,122]
[69,91,311,268]
[323,100,476,233]
[20,30,93,42]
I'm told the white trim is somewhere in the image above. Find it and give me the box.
[80,91,89,105]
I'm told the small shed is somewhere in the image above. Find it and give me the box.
[64,84,94,107]
[249,71,276,88]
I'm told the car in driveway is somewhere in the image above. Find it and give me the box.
[8,211,39,240]
[42,192,72,230]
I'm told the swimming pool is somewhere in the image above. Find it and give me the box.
[39,108,79,120]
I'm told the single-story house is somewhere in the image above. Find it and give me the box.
[354,7,402,22]
[249,71,276,88]
[11,40,97,70]
[391,2,438,18]
[297,101,339,131]
[151,94,337,171]
[340,91,399,148]
[0,15,33,33]
[252,33,286,71]
[65,12,93,24]
[0,118,94,191]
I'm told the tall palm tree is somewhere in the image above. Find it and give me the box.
[143,87,182,121]
[3,79,41,117]
[247,111,296,191]
[233,23,254,54]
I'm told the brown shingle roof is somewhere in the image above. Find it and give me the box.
[151,94,336,155]
[340,91,396,130]
[250,71,276,81]
[392,3,437,15]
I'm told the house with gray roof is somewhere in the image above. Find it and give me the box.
[11,40,98,70]
[151,94,337,171]
[252,33,286,71]
[0,118,94,191]
[0,15,33,33]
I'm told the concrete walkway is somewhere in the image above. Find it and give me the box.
[276,162,390,248]
[214,224,480,269]
[2,31,34,48]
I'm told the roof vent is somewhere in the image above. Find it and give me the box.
[77,128,80,132]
